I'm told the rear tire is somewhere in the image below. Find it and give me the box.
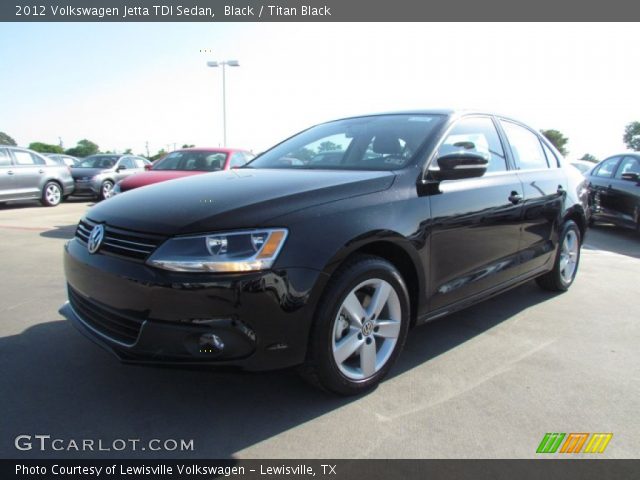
[536,220,581,292]
[300,255,410,396]
[40,181,62,207]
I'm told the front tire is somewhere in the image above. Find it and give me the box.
[301,255,410,396]
[40,181,62,207]
[100,180,114,200]
[536,220,581,292]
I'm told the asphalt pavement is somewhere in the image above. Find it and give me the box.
[0,199,638,459]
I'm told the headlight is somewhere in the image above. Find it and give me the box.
[146,229,288,272]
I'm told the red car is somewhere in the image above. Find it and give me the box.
[113,148,255,194]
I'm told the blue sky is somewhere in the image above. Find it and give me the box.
[1,23,638,159]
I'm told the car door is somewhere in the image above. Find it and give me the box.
[498,119,566,275]
[428,116,524,311]
[587,156,623,220]
[0,147,15,200]
[114,156,137,182]
[8,149,46,199]
[609,155,640,225]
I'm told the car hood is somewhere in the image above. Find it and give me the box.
[87,168,395,235]
[119,170,205,191]
[70,167,110,179]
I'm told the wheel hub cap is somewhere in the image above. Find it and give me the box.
[361,320,374,337]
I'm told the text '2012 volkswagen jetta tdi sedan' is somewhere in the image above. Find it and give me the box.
[60,111,588,395]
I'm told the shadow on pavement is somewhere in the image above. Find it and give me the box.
[0,281,555,459]
[0,198,93,210]
[583,223,640,259]
[40,225,78,240]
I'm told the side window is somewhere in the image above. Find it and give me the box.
[615,156,640,179]
[119,157,135,169]
[541,142,560,168]
[437,117,507,172]
[0,148,11,166]
[134,158,147,168]
[13,150,44,166]
[500,121,549,170]
[229,152,247,168]
[593,157,621,178]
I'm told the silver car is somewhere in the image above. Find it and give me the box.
[46,153,79,167]
[70,154,150,200]
[0,146,75,207]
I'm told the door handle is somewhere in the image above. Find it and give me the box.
[508,191,523,204]
[7,170,14,175]
[38,169,45,174]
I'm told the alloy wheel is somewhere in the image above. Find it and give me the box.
[331,278,402,380]
[45,184,61,205]
[559,230,579,283]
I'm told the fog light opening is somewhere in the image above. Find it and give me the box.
[199,333,225,354]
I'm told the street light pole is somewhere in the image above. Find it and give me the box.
[207,59,240,147]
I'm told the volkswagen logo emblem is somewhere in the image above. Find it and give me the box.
[362,320,374,337]
[87,224,105,254]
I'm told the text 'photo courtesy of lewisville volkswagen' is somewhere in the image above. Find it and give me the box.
[60,111,588,395]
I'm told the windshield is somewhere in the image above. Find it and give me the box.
[247,114,445,171]
[76,155,120,168]
[152,151,228,171]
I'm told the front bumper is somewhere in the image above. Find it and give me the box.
[72,178,101,196]
[61,238,326,370]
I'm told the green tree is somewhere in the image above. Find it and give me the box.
[0,131,17,146]
[318,141,341,152]
[150,149,167,161]
[65,139,99,158]
[292,147,315,162]
[623,121,640,151]
[181,144,195,148]
[123,148,133,154]
[28,142,64,154]
[579,153,598,163]
[540,129,569,156]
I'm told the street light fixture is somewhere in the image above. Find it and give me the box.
[207,59,240,146]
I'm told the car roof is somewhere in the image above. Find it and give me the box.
[327,109,526,124]
[176,147,250,154]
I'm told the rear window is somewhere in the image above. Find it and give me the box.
[153,151,228,171]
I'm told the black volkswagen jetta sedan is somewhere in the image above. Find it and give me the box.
[60,111,588,395]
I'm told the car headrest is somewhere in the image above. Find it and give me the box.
[372,134,402,155]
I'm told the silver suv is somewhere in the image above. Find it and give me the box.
[70,154,150,200]
[0,146,75,207]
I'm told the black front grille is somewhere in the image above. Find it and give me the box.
[75,218,164,261]
[68,286,145,345]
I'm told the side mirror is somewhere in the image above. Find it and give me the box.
[144,164,152,171]
[116,165,127,172]
[621,172,640,183]
[428,151,489,181]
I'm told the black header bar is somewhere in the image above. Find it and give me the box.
[3,0,640,22]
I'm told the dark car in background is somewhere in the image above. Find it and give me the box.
[0,146,74,206]
[46,153,80,167]
[586,153,640,231]
[70,154,150,200]
[113,148,254,195]
[60,110,588,395]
